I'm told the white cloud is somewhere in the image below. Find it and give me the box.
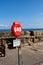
[0,24,9,27]
[0,24,10,29]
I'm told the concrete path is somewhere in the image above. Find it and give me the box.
[0,43,43,65]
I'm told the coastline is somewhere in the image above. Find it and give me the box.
[0,30,43,43]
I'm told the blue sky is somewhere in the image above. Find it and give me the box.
[0,0,43,29]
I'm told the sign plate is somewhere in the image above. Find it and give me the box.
[13,39,21,47]
[11,22,22,37]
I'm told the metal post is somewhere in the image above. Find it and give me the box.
[18,47,23,65]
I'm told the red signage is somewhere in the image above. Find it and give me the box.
[11,22,22,38]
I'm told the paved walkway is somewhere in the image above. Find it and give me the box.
[0,42,43,65]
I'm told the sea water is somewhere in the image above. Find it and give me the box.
[0,28,43,32]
